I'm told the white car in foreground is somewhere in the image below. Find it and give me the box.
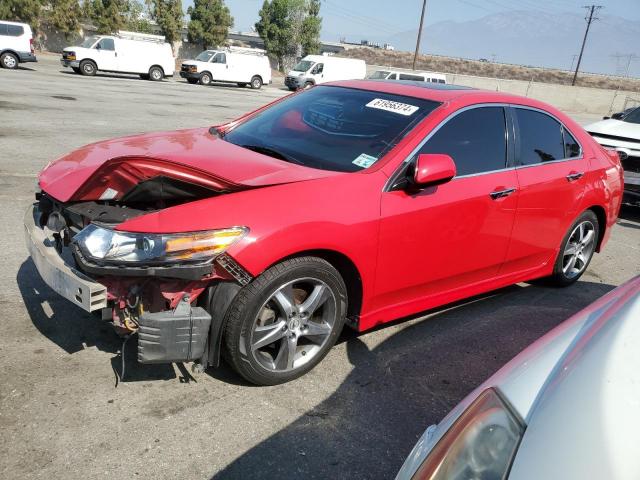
[397,275,640,480]
[586,107,640,205]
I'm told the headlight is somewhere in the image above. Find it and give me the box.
[412,388,525,480]
[73,224,247,265]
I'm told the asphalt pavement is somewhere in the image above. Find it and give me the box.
[0,54,638,480]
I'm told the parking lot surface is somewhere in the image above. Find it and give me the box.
[1,54,639,480]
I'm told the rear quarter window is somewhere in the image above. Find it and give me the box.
[7,24,24,36]
[514,108,565,165]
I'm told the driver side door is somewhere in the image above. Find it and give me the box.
[374,105,519,315]
[95,37,117,71]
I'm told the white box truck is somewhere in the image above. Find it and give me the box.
[180,47,272,89]
[284,55,366,90]
[60,31,174,81]
[0,20,36,69]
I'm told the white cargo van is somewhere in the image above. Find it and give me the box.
[368,69,447,84]
[0,20,36,69]
[60,31,174,80]
[180,47,272,89]
[285,55,366,90]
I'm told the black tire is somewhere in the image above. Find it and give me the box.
[148,66,163,81]
[71,67,81,74]
[199,72,212,86]
[547,210,599,286]
[287,86,297,91]
[0,52,18,69]
[187,78,198,84]
[304,81,314,89]
[250,75,263,89]
[223,256,347,385]
[79,59,97,76]
[237,82,248,88]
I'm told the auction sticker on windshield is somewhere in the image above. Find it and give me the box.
[366,98,419,116]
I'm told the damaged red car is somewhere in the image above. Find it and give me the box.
[25,81,623,385]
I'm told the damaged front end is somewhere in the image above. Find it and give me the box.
[26,163,252,367]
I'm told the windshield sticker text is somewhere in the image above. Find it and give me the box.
[353,153,378,168]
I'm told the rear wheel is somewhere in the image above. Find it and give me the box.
[0,52,18,69]
[250,75,263,89]
[148,66,163,81]
[199,72,212,86]
[223,257,347,385]
[79,59,96,76]
[548,210,599,286]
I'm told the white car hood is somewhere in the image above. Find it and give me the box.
[585,118,640,140]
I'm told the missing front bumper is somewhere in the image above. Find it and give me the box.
[24,204,108,312]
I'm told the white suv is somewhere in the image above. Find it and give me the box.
[0,20,36,69]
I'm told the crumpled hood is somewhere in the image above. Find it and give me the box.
[39,127,338,202]
[585,118,640,139]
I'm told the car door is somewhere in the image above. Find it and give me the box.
[209,52,228,81]
[375,105,518,312]
[95,37,117,71]
[309,62,324,83]
[501,106,588,274]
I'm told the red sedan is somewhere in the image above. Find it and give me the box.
[25,81,623,385]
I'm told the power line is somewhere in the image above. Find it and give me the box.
[611,53,639,77]
[571,5,603,86]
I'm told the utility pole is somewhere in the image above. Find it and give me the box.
[412,0,427,70]
[572,5,603,86]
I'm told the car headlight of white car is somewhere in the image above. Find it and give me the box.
[412,388,525,480]
[73,224,247,264]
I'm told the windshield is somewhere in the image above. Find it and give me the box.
[223,86,440,172]
[370,71,391,79]
[195,51,216,62]
[622,107,640,124]
[80,36,98,48]
[292,60,314,72]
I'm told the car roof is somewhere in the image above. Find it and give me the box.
[328,79,553,109]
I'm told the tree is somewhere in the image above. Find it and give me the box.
[147,0,183,46]
[84,0,129,34]
[0,0,43,30]
[187,0,233,50]
[125,0,154,33]
[255,0,321,71]
[301,0,320,56]
[44,0,82,39]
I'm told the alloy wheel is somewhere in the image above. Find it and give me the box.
[562,221,595,279]
[248,278,337,373]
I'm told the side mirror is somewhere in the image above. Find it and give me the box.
[413,153,456,187]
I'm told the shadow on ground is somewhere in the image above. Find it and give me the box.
[211,280,615,480]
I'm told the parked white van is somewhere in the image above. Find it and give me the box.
[368,69,447,84]
[285,55,366,90]
[60,31,174,80]
[0,20,36,69]
[180,47,272,89]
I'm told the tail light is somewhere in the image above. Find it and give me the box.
[30,38,34,53]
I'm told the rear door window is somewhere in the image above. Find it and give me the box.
[514,108,565,165]
[418,106,507,176]
[7,24,24,36]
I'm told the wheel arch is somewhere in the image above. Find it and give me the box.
[80,57,98,69]
[149,64,164,74]
[1,49,19,58]
[586,205,607,252]
[262,248,363,325]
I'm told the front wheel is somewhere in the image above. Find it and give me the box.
[199,72,212,86]
[548,210,599,286]
[223,257,347,385]
[79,60,96,76]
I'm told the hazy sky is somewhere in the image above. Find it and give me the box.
[183,0,640,40]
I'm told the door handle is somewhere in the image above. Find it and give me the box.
[566,172,584,182]
[489,187,516,199]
